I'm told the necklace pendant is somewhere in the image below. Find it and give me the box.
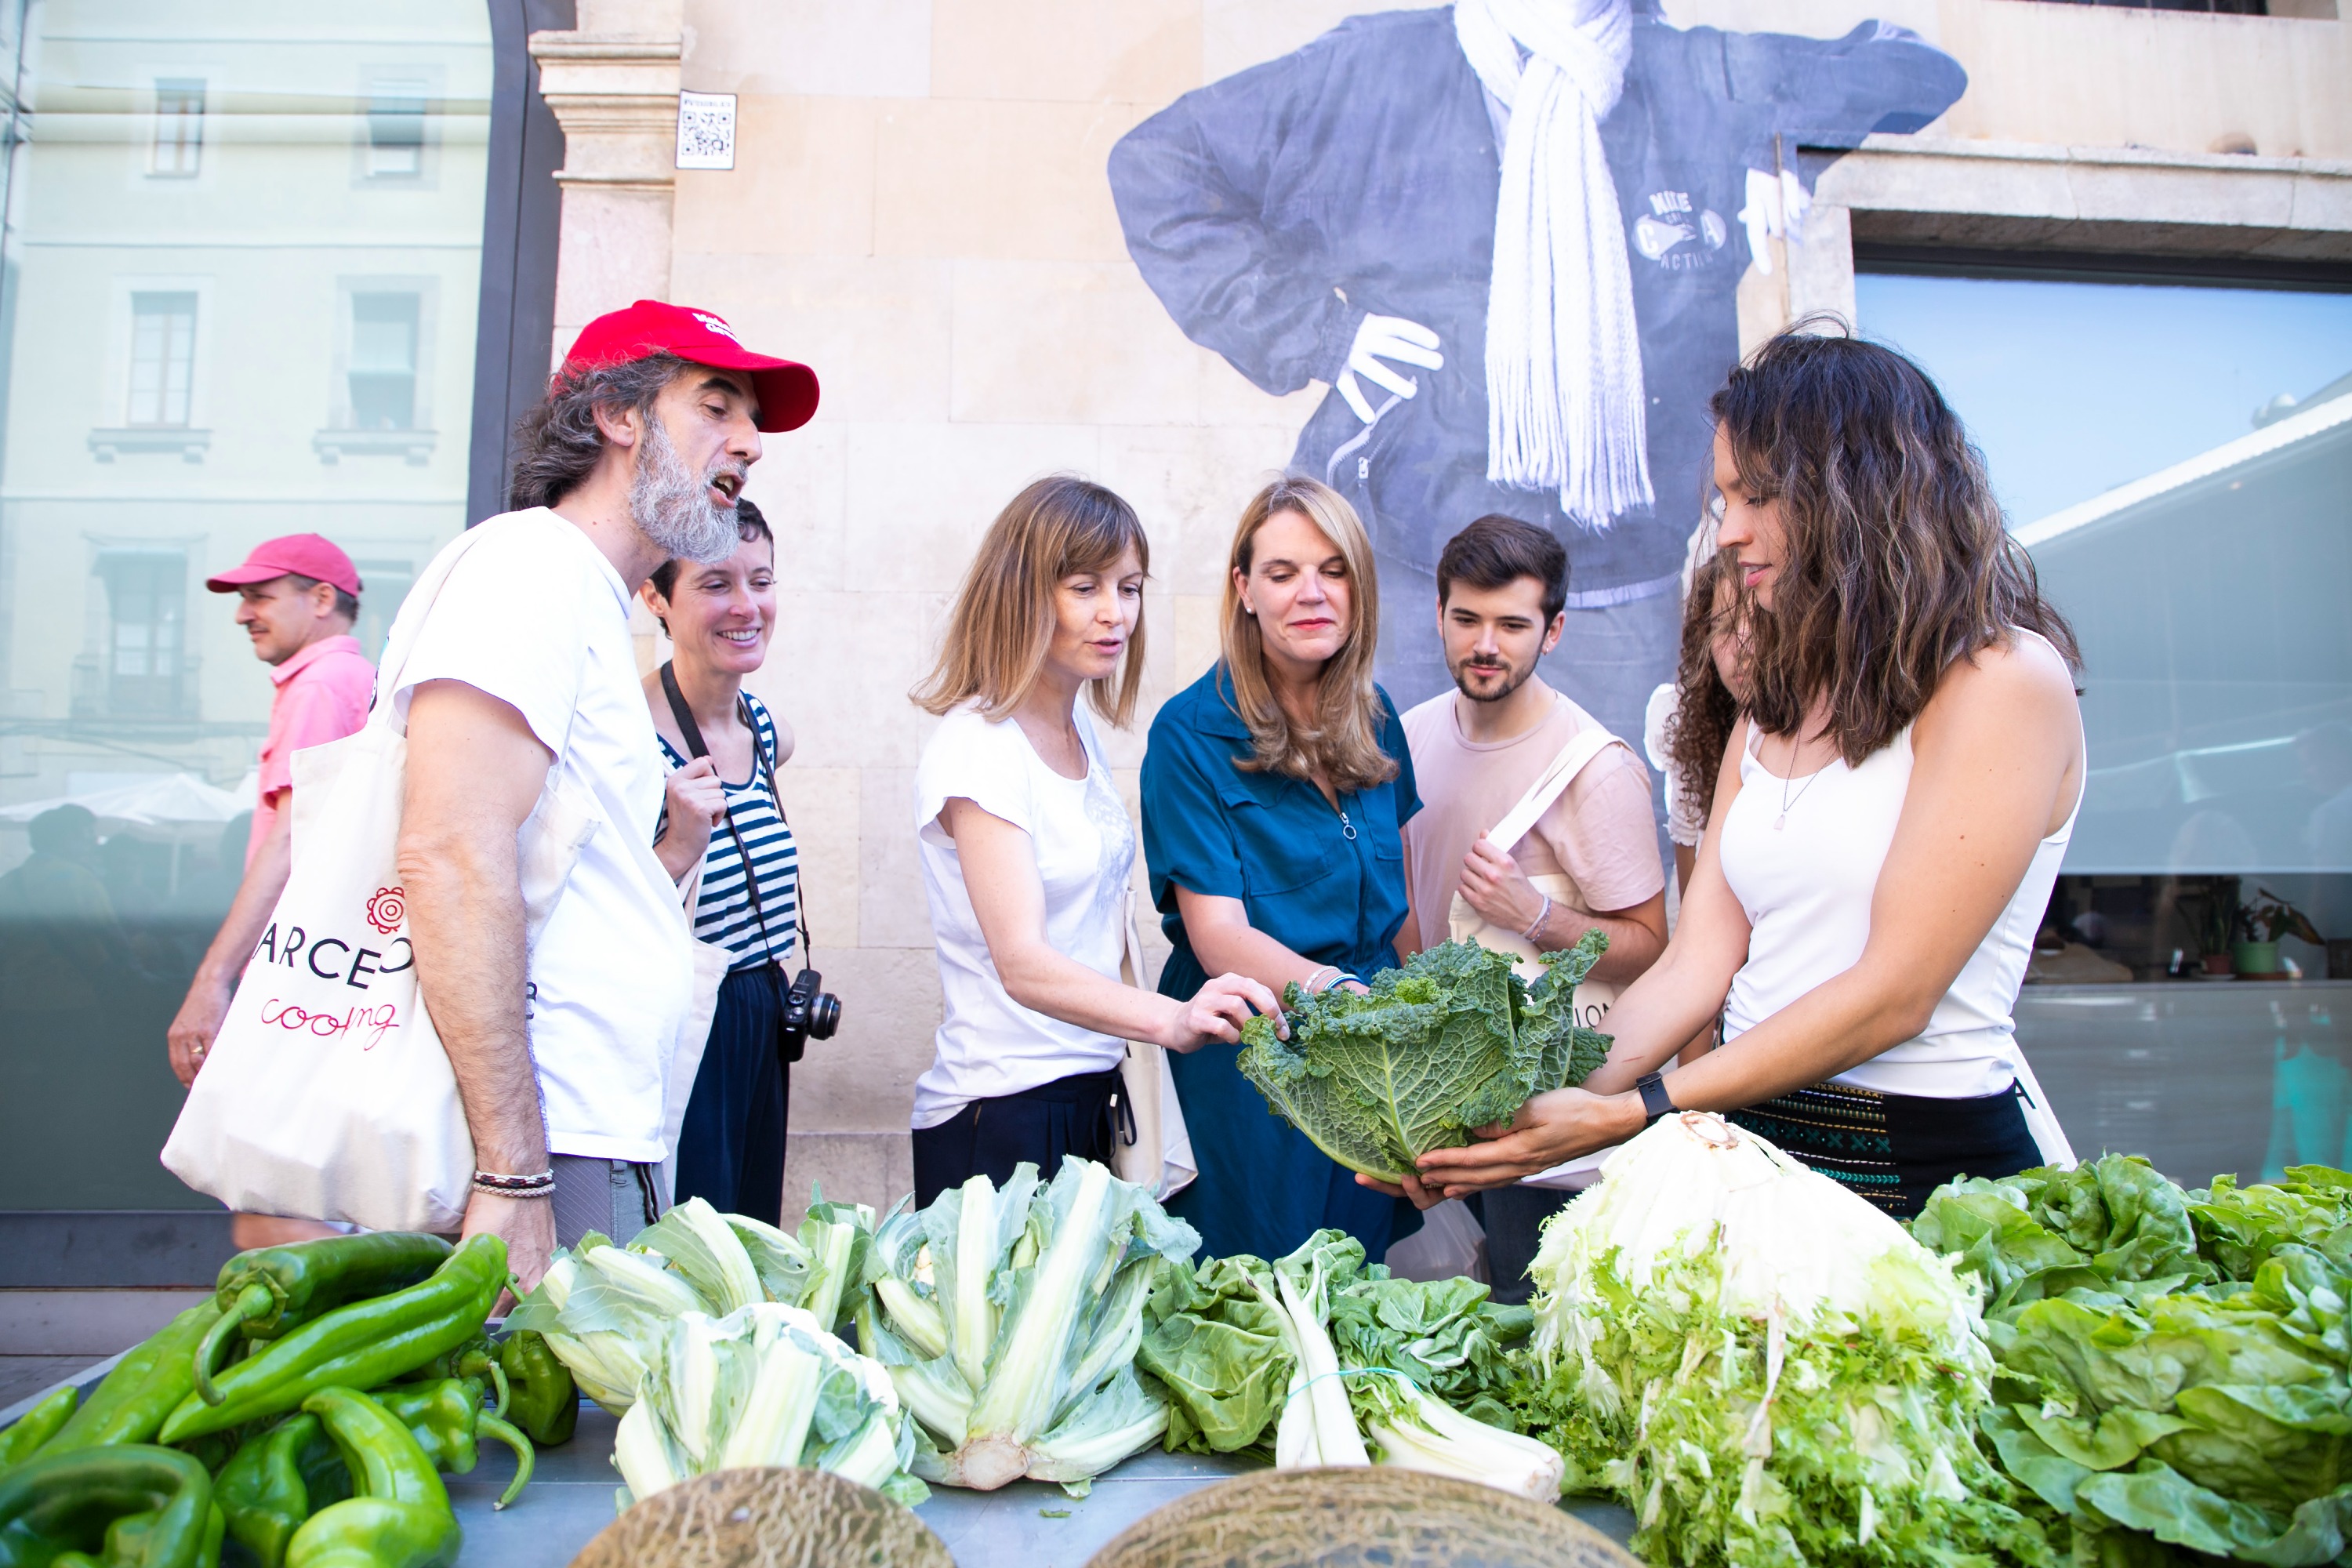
[1773,813,1787,832]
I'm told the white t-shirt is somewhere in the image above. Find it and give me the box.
[911,703,1134,1129]
[390,509,691,1163]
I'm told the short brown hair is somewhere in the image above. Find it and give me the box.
[1711,326,2078,765]
[1218,477,1397,794]
[1436,514,1568,624]
[913,476,1150,727]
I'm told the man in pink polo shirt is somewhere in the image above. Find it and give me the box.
[168,533,375,1247]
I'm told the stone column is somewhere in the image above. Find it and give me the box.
[529,0,684,367]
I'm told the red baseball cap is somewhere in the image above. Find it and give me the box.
[205,534,363,597]
[557,299,820,434]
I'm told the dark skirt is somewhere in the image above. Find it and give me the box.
[674,963,791,1226]
[1726,1080,2041,1219]
[912,1066,1120,1209]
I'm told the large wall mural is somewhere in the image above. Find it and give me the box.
[1109,0,1965,730]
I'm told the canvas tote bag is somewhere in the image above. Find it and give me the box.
[1444,719,1634,1192]
[1109,891,1196,1200]
[163,524,606,1233]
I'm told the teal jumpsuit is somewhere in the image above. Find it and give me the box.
[1140,663,1421,1262]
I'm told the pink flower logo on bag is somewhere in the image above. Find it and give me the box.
[365,886,406,935]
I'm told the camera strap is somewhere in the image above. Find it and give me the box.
[659,662,813,971]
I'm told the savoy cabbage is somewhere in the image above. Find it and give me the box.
[1234,933,1611,1185]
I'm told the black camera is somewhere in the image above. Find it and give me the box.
[779,966,842,1058]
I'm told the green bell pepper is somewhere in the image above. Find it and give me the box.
[194,1235,453,1406]
[0,1385,77,1472]
[0,1443,212,1568]
[158,1237,506,1446]
[284,1389,457,1568]
[43,1305,226,1455]
[368,1381,532,1509]
[495,1331,575,1448]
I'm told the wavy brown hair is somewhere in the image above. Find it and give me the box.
[1220,477,1397,793]
[1710,326,2078,765]
[913,475,1150,727]
[1664,552,1742,826]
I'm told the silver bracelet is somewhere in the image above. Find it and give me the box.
[1304,964,1341,994]
[1522,895,1552,945]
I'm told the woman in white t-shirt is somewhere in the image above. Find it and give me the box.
[907,477,1277,1206]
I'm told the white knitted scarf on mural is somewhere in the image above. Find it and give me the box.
[1454,0,1652,527]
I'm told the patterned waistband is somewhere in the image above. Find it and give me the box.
[1726,1083,1900,1208]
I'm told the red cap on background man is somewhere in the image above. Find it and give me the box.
[205,534,363,597]
[557,299,820,434]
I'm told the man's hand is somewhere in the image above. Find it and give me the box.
[1457,835,1548,935]
[166,980,232,1087]
[1337,314,1443,423]
[466,1189,557,1310]
[656,757,726,881]
[1158,971,1283,1053]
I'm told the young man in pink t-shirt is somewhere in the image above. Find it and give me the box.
[167,533,374,1247]
[1399,514,1669,1302]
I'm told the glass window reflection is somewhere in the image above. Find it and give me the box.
[0,2,493,1211]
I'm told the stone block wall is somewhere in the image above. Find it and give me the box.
[533,0,2352,1222]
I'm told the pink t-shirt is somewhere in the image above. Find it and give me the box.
[1399,690,1663,956]
[249,633,374,867]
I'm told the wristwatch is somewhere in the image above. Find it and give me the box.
[1634,1071,1676,1126]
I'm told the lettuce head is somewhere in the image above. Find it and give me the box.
[1235,933,1611,1185]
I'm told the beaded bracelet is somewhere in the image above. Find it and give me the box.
[1522,895,1553,945]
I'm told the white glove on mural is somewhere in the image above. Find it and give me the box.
[1337,313,1445,423]
[1737,167,1810,276]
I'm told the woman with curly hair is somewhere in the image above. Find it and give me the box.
[1404,327,2083,1218]
[1646,550,1748,897]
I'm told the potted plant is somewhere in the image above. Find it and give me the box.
[2234,887,2325,978]
[2195,877,2240,976]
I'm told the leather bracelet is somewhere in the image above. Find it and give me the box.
[473,1169,555,1194]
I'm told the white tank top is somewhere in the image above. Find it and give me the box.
[1718,688,2081,1100]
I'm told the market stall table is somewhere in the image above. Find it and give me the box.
[3,1365,1641,1566]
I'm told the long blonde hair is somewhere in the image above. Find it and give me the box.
[913,475,1151,726]
[1220,477,1397,793]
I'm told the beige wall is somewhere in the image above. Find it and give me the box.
[538,0,2351,1219]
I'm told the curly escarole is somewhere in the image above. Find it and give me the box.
[1236,933,1611,1185]
[1513,1112,2049,1568]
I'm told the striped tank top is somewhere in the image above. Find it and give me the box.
[657,691,800,972]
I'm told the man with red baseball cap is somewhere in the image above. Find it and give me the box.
[171,532,376,1247]
[368,299,817,1292]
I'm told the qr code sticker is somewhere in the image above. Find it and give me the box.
[676,91,736,171]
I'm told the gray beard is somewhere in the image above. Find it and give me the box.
[631,416,739,565]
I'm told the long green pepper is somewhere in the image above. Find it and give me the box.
[0,1443,213,1568]
[369,1380,532,1509]
[285,1389,458,1568]
[194,1234,453,1406]
[158,1236,506,1446]
[214,1413,350,1568]
[41,1303,225,1455]
[0,1385,76,1472]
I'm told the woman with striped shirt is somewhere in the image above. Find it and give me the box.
[645,499,804,1224]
